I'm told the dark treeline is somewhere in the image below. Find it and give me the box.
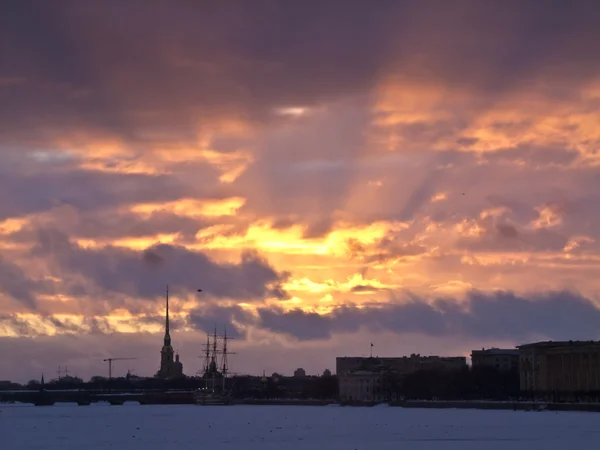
[7,376,222,392]
[381,367,520,401]
[232,374,338,399]
[7,368,600,403]
[2,368,524,401]
[2,374,340,400]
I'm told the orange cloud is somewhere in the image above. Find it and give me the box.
[531,203,564,229]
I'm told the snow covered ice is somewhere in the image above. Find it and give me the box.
[1,403,599,450]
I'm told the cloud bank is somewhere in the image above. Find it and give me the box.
[2,0,600,380]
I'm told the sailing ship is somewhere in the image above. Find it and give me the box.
[193,328,233,405]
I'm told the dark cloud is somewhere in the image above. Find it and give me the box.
[2,1,600,147]
[302,219,335,239]
[0,1,396,144]
[0,162,193,220]
[458,224,568,253]
[142,249,164,268]
[350,285,386,294]
[30,228,288,302]
[345,229,429,264]
[257,290,600,342]
[76,210,204,241]
[1,0,599,232]
[135,314,185,332]
[259,309,332,341]
[496,223,519,239]
[187,305,252,339]
[9,207,207,246]
[482,145,581,167]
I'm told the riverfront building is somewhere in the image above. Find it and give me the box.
[518,340,600,400]
[471,348,519,371]
[336,354,467,403]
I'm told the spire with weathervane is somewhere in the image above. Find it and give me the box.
[156,284,183,379]
[164,284,171,347]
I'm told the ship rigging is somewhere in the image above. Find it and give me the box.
[194,327,235,405]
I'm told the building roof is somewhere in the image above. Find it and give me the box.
[342,370,381,376]
[337,354,465,361]
[517,340,600,349]
[471,348,519,356]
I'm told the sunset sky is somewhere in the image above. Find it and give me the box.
[2,1,600,382]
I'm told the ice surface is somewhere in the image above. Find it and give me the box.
[1,402,599,450]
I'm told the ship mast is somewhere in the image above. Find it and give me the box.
[204,333,210,389]
[198,325,235,393]
[222,326,229,390]
[212,326,218,390]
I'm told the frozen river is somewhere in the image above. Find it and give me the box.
[1,403,599,450]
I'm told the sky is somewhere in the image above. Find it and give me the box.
[2,0,600,382]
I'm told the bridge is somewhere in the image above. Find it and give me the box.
[0,389,195,406]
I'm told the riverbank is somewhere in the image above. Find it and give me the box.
[5,393,600,412]
[234,399,336,406]
[390,400,600,413]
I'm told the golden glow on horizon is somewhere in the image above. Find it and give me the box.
[275,106,310,117]
[131,197,246,218]
[430,280,473,293]
[77,233,180,250]
[283,273,401,295]
[0,311,198,337]
[0,217,29,235]
[191,219,410,256]
[430,192,448,203]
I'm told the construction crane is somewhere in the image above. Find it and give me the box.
[103,357,137,380]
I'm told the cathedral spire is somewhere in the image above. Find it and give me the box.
[164,284,171,347]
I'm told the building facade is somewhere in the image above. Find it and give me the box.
[471,348,519,371]
[338,370,384,403]
[336,354,467,402]
[336,354,467,376]
[156,286,184,379]
[518,341,600,400]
